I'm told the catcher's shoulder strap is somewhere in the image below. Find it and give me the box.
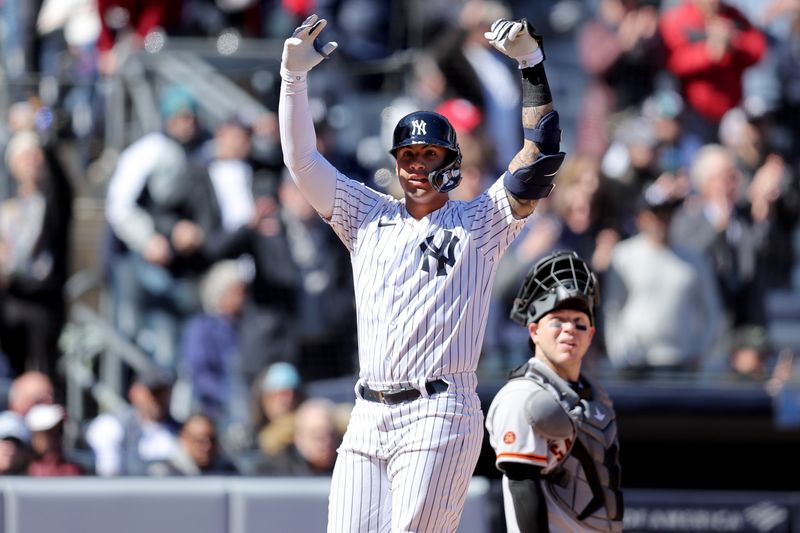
[508,359,581,441]
[508,358,582,408]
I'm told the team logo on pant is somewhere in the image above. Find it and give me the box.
[420,230,459,276]
[411,119,427,136]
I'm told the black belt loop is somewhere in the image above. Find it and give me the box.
[360,379,449,405]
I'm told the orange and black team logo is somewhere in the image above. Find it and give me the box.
[503,431,516,444]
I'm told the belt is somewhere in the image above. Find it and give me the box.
[360,379,449,405]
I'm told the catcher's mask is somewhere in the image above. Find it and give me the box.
[390,111,462,193]
[510,250,599,326]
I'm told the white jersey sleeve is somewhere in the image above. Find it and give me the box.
[278,70,338,218]
[466,176,528,261]
[486,380,549,470]
[326,174,393,253]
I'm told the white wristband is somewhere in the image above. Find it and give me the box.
[280,66,308,83]
[517,48,544,69]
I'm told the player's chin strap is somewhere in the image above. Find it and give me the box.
[503,110,566,200]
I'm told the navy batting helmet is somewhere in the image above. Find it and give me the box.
[390,111,462,193]
[510,250,599,326]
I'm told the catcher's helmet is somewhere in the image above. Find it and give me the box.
[390,111,462,193]
[510,250,599,326]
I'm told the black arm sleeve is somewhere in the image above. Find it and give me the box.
[503,462,549,533]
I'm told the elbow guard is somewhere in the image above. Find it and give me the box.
[505,110,566,200]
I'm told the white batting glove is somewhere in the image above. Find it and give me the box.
[281,14,338,74]
[484,18,544,69]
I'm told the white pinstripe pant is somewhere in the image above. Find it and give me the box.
[327,389,484,533]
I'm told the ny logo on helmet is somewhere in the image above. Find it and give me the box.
[411,120,427,136]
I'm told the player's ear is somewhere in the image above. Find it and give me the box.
[528,321,539,343]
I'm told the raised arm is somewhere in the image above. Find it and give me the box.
[485,19,566,219]
[278,15,340,218]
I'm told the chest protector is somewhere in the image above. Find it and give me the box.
[509,359,624,532]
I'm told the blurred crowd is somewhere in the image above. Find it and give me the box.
[1,0,800,478]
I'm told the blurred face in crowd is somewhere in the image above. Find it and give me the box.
[30,425,62,457]
[730,347,765,378]
[637,206,674,243]
[556,184,593,235]
[129,383,171,422]
[217,279,247,317]
[166,110,197,144]
[700,150,741,205]
[294,402,337,471]
[600,0,627,24]
[261,387,298,422]
[181,415,217,469]
[8,144,45,193]
[693,0,722,17]
[9,372,54,416]
[215,122,252,161]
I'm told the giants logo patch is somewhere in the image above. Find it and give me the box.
[503,431,516,444]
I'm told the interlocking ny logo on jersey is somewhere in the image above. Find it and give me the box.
[420,230,459,276]
[411,119,427,136]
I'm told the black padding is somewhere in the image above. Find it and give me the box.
[503,153,566,200]
[521,63,551,107]
[524,110,562,155]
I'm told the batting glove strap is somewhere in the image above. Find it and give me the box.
[281,14,338,73]
[517,48,544,69]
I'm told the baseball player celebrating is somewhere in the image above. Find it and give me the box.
[279,14,566,533]
[486,251,624,532]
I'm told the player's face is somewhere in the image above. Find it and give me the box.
[529,309,595,381]
[396,144,449,215]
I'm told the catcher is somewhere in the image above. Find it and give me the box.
[486,250,623,532]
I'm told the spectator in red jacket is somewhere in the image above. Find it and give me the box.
[96,0,182,75]
[660,0,767,143]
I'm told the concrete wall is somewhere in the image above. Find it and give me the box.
[0,477,492,533]
[3,477,800,532]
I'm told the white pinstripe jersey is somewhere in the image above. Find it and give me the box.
[326,173,526,388]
